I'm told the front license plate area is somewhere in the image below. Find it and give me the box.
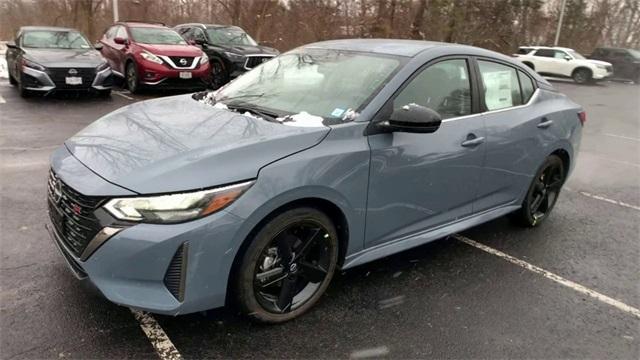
[179,72,192,79]
[65,77,83,85]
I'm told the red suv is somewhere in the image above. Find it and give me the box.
[99,22,210,93]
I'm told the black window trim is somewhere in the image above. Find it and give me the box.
[471,56,539,113]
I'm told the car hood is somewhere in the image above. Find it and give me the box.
[583,59,612,67]
[213,44,279,56]
[65,94,330,194]
[24,48,105,68]
[137,43,203,57]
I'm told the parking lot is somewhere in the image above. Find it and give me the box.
[0,79,638,359]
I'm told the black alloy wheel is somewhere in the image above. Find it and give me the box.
[513,155,565,227]
[234,207,339,323]
[572,68,591,84]
[210,58,228,89]
[126,62,139,93]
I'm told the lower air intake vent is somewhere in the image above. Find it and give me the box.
[164,243,188,302]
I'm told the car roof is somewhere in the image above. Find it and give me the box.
[519,45,576,52]
[118,22,166,28]
[302,39,449,57]
[175,23,242,30]
[20,26,77,32]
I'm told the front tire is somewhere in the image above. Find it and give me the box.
[209,58,229,89]
[234,207,339,323]
[572,68,592,84]
[9,72,17,86]
[512,155,565,227]
[125,62,140,93]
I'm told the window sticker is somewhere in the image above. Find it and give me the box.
[331,108,345,117]
[482,70,513,110]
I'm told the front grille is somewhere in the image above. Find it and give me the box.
[47,67,95,89]
[47,169,104,257]
[168,56,195,68]
[164,243,189,302]
[244,55,274,69]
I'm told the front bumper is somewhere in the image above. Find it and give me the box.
[48,146,247,315]
[135,59,210,89]
[21,66,114,92]
[592,68,613,80]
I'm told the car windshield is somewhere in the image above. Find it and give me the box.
[213,49,403,119]
[130,27,187,45]
[567,50,586,59]
[22,30,91,49]
[628,49,640,59]
[206,27,257,46]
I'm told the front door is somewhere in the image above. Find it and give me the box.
[365,58,486,247]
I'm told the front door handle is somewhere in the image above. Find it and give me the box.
[537,118,554,129]
[461,135,485,147]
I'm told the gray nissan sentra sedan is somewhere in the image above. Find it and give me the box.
[47,39,583,323]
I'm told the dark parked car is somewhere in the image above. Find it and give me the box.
[589,47,640,84]
[5,26,113,97]
[98,22,210,93]
[47,39,583,323]
[174,23,278,88]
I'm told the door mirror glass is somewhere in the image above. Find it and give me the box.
[386,103,442,133]
[114,37,127,45]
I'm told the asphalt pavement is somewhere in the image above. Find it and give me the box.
[0,80,638,359]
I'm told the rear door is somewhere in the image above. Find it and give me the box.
[365,57,486,247]
[473,58,548,211]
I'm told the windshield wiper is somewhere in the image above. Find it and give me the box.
[216,92,266,103]
[226,102,278,123]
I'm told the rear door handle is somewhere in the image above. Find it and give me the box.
[461,136,485,147]
[537,118,554,129]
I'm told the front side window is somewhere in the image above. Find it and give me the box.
[206,27,257,46]
[553,50,569,59]
[214,49,402,119]
[478,60,522,111]
[566,50,585,59]
[130,27,186,45]
[22,30,91,49]
[393,59,472,119]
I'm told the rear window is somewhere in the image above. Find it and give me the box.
[518,71,535,103]
[517,47,533,54]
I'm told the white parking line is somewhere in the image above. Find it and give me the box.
[114,90,134,100]
[602,133,640,142]
[454,234,640,319]
[0,94,6,104]
[564,187,640,211]
[131,309,182,360]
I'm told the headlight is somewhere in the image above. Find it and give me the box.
[200,53,209,65]
[22,58,45,71]
[104,180,254,223]
[596,64,607,70]
[96,61,109,71]
[224,51,244,62]
[140,50,163,65]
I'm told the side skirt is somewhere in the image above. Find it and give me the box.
[342,204,520,269]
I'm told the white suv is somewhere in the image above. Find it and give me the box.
[515,46,613,84]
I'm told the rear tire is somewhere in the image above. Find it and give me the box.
[234,207,339,323]
[512,155,565,227]
[125,62,140,94]
[572,68,591,84]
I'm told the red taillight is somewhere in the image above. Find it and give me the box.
[578,111,586,126]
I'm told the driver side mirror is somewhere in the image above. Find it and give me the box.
[6,41,17,49]
[94,42,103,50]
[114,37,128,45]
[564,55,571,61]
[381,104,442,134]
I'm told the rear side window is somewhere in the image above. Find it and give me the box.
[517,47,533,54]
[116,26,128,40]
[393,59,472,119]
[534,49,555,57]
[478,60,522,111]
[518,71,535,103]
[105,26,117,39]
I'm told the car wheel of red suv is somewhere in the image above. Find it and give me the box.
[126,62,140,93]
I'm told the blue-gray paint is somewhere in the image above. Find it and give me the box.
[49,39,583,315]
